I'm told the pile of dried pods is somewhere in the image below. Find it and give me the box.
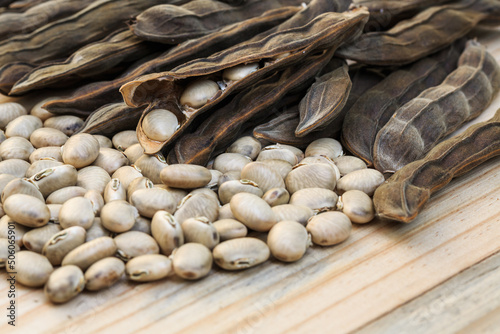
[0,0,500,303]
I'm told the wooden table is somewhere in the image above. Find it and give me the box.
[1,26,500,334]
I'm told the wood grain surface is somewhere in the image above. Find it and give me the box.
[0,26,499,334]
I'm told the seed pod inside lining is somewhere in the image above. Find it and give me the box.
[306,211,352,246]
[160,164,212,189]
[62,133,100,168]
[181,217,219,250]
[151,210,184,256]
[172,242,212,280]
[213,237,270,270]
[125,254,172,282]
[3,193,49,228]
[142,108,179,142]
[230,192,276,232]
[212,218,247,241]
[267,220,310,262]
[85,257,125,291]
[44,265,85,304]
[6,251,53,287]
[42,226,87,266]
[338,190,375,224]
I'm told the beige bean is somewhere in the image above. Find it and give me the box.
[218,170,241,187]
[289,188,338,213]
[338,190,375,224]
[92,147,129,175]
[1,177,44,203]
[160,164,212,189]
[213,237,270,270]
[45,186,86,204]
[112,130,138,151]
[272,204,314,226]
[114,231,159,261]
[0,136,34,161]
[181,217,219,249]
[103,178,127,203]
[180,79,219,108]
[7,251,53,287]
[29,146,63,163]
[285,163,336,194]
[333,155,367,176]
[306,211,352,246]
[257,146,298,165]
[174,193,219,224]
[212,152,252,174]
[29,164,78,197]
[151,210,183,256]
[299,156,341,181]
[0,216,29,247]
[0,159,31,177]
[77,166,111,194]
[26,158,63,178]
[30,98,55,121]
[223,63,259,81]
[267,220,310,262]
[62,236,116,271]
[127,176,154,200]
[42,226,86,265]
[111,165,143,190]
[62,133,100,168]
[305,138,343,159]
[218,203,235,220]
[93,135,113,148]
[100,200,138,233]
[213,219,247,241]
[85,257,125,291]
[125,254,172,282]
[0,238,19,268]
[130,188,176,218]
[142,108,179,142]
[22,223,61,253]
[226,136,261,160]
[336,168,385,196]
[240,161,285,193]
[44,265,85,303]
[59,197,95,229]
[218,179,262,205]
[84,189,105,216]
[30,127,68,148]
[207,169,222,190]
[230,192,276,232]
[85,218,111,242]
[172,243,212,280]
[5,114,42,139]
[260,159,293,179]
[130,216,152,235]
[134,153,167,184]
[43,115,83,136]
[0,102,27,129]
[47,204,62,222]
[262,187,289,207]
[3,194,49,228]
[123,143,144,164]
[0,174,17,194]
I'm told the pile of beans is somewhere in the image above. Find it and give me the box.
[0,100,385,304]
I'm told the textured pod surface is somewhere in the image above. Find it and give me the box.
[44,265,85,304]
[213,237,270,270]
[172,242,213,280]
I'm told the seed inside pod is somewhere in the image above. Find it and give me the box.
[142,108,179,142]
[222,62,259,81]
[180,79,220,108]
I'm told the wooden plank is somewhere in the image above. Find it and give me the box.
[355,251,500,334]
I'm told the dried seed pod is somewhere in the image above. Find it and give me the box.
[7,251,53,287]
[213,237,270,270]
[230,192,276,232]
[112,130,138,151]
[142,108,179,142]
[45,186,87,204]
[226,136,261,159]
[100,200,138,233]
[172,242,212,280]
[62,133,100,168]
[289,188,338,213]
[0,159,30,177]
[126,253,173,282]
[91,147,129,175]
[134,153,167,184]
[112,165,143,190]
[333,155,367,176]
[0,136,34,160]
[338,190,375,224]
[267,220,310,262]
[114,231,159,262]
[181,216,219,249]
[123,143,144,164]
[44,115,84,136]
[29,146,63,163]
[272,204,314,226]
[0,216,28,247]
[5,114,42,138]
[3,193,49,228]
[0,238,19,268]
[262,187,290,207]
[218,203,235,220]
[44,265,85,304]
[30,127,69,148]
[212,152,252,173]
[218,179,262,205]
[61,236,117,271]
[160,164,212,189]
[22,223,61,253]
[336,168,385,196]
[1,177,44,203]
[174,193,219,224]
[305,138,343,159]
[285,163,336,194]
[26,159,63,178]
[130,188,177,218]
[42,226,86,265]
[0,102,27,129]
[103,178,127,203]
[306,211,351,246]
[212,218,247,241]
[29,164,78,197]
[77,166,111,194]
[240,161,285,193]
[85,257,125,291]
[151,210,184,256]
[58,197,95,230]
